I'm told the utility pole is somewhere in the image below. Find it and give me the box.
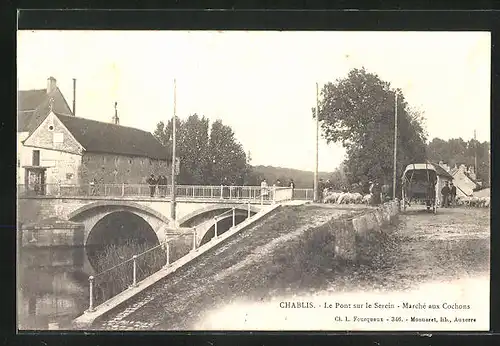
[474,129,478,177]
[392,92,398,200]
[314,82,319,202]
[171,79,177,222]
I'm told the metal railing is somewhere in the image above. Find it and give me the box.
[18,183,300,203]
[18,183,267,200]
[85,200,259,313]
[292,188,314,201]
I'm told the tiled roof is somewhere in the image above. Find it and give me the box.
[18,87,73,133]
[18,89,47,111]
[428,162,454,179]
[55,113,170,161]
[18,111,35,132]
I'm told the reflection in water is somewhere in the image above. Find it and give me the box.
[18,246,95,330]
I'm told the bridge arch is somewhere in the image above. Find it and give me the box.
[178,204,261,228]
[67,200,171,225]
[68,201,171,271]
[196,209,253,247]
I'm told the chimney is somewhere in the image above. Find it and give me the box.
[112,102,120,125]
[72,78,76,116]
[47,76,57,94]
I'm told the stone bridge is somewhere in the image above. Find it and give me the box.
[18,195,267,249]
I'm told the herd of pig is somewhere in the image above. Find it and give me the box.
[322,189,490,208]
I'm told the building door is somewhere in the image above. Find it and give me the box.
[32,150,40,166]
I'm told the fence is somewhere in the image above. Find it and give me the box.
[292,188,314,201]
[85,200,257,313]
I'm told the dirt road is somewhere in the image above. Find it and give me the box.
[91,205,489,331]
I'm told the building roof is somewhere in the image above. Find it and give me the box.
[55,113,170,161]
[18,89,47,111]
[18,87,73,133]
[429,162,453,179]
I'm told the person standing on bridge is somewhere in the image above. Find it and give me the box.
[261,179,269,200]
[146,174,157,197]
[289,179,295,200]
[158,174,167,197]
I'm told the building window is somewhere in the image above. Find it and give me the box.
[53,132,64,143]
[66,173,73,180]
[48,125,54,131]
[129,159,132,164]
[32,150,40,166]
[17,159,20,168]
[103,156,107,164]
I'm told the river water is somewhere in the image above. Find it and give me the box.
[18,246,93,330]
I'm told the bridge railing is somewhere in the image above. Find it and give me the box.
[17,183,302,203]
[17,183,263,199]
[85,200,260,313]
[292,188,314,201]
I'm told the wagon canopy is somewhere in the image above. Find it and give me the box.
[402,163,438,183]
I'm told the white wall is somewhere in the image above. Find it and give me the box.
[17,132,30,184]
[452,171,476,197]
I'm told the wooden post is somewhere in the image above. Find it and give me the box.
[314,82,319,202]
[393,92,398,200]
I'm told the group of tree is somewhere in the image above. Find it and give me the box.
[426,137,490,186]
[314,67,428,194]
[153,114,250,185]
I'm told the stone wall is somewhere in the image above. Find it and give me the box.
[79,152,170,185]
[332,200,400,261]
[21,219,85,248]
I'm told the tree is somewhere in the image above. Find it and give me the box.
[316,67,427,186]
[153,116,251,185]
[207,120,248,185]
[176,114,210,185]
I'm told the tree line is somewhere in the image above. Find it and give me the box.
[153,114,250,186]
[426,137,490,185]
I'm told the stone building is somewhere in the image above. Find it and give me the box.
[18,77,74,185]
[20,110,170,192]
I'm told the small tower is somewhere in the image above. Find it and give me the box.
[112,101,120,125]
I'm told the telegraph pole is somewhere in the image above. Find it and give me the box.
[171,79,177,222]
[392,92,398,200]
[474,129,478,177]
[314,82,319,202]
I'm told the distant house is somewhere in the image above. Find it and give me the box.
[17,77,74,184]
[20,110,170,194]
[450,165,481,197]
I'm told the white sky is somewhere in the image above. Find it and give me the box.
[17,31,491,172]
